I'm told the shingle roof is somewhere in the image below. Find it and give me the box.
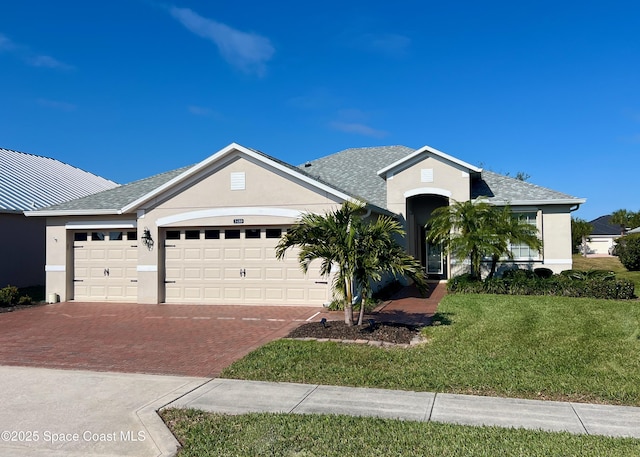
[299,145,415,208]
[588,215,621,235]
[28,143,584,215]
[40,166,190,212]
[472,170,582,204]
[303,146,583,208]
[0,147,118,212]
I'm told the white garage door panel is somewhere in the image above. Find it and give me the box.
[73,231,138,302]
[164,227,330,305]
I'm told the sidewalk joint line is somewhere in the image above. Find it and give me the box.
[425,392,437,422]
[290,384,320,413]
[569,402,590,435]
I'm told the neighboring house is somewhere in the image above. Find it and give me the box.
[585,215,621,255]
[628,227,640,235]
[0,148,118,287]
[26,143,585,305]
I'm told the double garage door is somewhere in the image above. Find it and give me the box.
[72,227,330,305]
[164,227,330,305]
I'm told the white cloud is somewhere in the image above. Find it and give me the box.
[169,7,274,76]
[355,33,411,58]
[28,54,74,70]
[329,108,388,138]
[37,98,77,111]
[0,32,73,70]
[330,121,388,138]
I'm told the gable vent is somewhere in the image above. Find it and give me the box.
[230,172,246,191]
[421,168,434,183]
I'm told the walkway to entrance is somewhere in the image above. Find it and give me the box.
[372,281,446,326]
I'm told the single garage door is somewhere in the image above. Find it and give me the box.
[164,227,331,305]
[73,230,139,302]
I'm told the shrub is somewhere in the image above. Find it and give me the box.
[447,272,635,300]
[534,267,554,279]
[0,285,20,307]
[617,233,640,271]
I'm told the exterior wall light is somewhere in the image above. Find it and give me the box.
[141,227,154,251]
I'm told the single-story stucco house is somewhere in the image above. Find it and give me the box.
[0,147,118,288]
[26,143,585,305]
[585,215,621,255]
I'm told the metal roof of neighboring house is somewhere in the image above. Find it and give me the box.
[629,226,640,234]
[588,215,621,236]
[0,147,118,213]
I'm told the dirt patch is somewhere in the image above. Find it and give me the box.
[287,320,420,345]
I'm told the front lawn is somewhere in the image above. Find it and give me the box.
[222,294,640,405]
[573,254,640,291]
[161,409,640,457]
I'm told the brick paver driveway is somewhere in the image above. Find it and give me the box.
[0,302,323,377]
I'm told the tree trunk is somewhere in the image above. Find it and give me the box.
[344,277,354,326]
[487,255,499,279]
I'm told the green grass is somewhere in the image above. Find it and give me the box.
[573,254,640,291]
[161,409,640,456]
[222,294,640,405]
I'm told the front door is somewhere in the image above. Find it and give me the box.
[426,241,444,276]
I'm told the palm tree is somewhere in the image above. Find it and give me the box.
[486,206,542,278]
[276,201,427,326]
[611,209,631,236]
[426,198,542,280]
[426,199,496,280]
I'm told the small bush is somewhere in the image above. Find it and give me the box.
[617,233,640,271]
[447,272,635,300]
[0,285,20,307]
[534,267,554,279]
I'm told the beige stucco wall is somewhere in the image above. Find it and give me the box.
[43,151,346,304]
[385,155,472,220]
[540,206,574,273]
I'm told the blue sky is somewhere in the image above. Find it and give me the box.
[1,1,638,221]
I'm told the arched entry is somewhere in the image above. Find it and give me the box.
[406,194,449,279]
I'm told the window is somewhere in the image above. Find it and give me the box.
[509,212,539,259]
[127,231,137,241]
[166,230,180,240]
[266,228,282,238]
[74,232,88,242]
[185,230,200,240]
[245,228,261,239]
[205,229,220,239]
[225,229,240,239]
[109,231,123,241]
[91,232,106,241]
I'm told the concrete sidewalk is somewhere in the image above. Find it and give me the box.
[3,366,640,457]
[166,378,640,439]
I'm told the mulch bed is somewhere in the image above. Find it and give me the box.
[287,320,420,345]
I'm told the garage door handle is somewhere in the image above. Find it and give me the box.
[240,269,246,277]
[315,281,328,284]
[164,280,176,284]
[73,279,84,282]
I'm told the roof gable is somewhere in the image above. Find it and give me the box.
[0,147,118,212]
[377,145,482,177]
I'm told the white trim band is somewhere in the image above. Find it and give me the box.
[404,187,452,199]
[137,265,158,272]
[156,207,307,226]
[45,265,65,272]
[65,220,137,229]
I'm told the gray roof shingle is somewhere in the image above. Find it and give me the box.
[299,145,415,208]
[29,143,584,214]
[0,147,118,212]
[40,166,190,212]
